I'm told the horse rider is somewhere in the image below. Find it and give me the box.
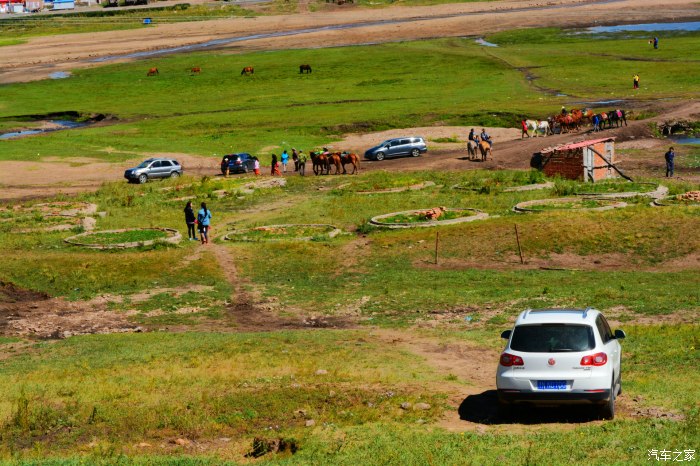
[480,128,492,147]
[468,128,476,142]
[561,106,568,116]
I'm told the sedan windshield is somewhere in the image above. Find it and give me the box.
[510,324,594,352]
[136,160,154,168]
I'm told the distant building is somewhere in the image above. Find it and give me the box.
[531,137,618,182]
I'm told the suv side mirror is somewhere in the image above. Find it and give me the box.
[500,330,512,340]
[614,329,626,340]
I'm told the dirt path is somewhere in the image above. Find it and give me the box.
[1,0,699,84]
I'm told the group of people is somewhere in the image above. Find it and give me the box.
[183,201,212,244]
[468,128,493,147]
[270,148,309,176]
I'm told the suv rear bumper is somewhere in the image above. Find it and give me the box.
[498,389,611,404]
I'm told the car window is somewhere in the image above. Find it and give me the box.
[151,161,163,168]
[510,324,595,352]
[160,160,172,167]
[137,160,152,168]
[400,139,410,145]
[171,160,179,166]
[596,315,614,343]
[390,140,402,147]
[412,138,423,144]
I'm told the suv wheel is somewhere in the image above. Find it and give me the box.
[375,152,385,161]
[170,171,180,178]
[138,174,148,184]
[411,149,420,157]
[599,377,616,420]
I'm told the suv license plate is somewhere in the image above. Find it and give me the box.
[537,380,567,390]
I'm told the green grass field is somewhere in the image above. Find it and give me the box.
[0,22,699,465]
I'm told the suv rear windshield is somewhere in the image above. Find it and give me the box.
[510,324,594,353]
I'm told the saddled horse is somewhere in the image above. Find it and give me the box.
[241,66,254,76]
[327,152,343,174]
[478,141,491,161]
[607,109,627,128]
[190,67,201,75]
[146,67,159,77]
[340,152,360,174]
[525,119,552,137]
[310,151,329,175]
[466,140,479,159]
[299,64,312,74]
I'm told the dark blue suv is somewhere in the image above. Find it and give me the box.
[221,153,255,174]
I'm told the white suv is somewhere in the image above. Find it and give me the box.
[496,308,625,419]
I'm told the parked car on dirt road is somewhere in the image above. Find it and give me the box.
[364,137,427,161]
[124,158,182,184]
[496,308,625,419]
[221,153,256,174]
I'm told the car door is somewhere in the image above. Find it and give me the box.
[160,160,174,177]
[387,140,403,157]
[150,160,166,178]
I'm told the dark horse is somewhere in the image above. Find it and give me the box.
[340,152,360,174]
[607,109,627,128]
[299,64,312,74]
[310,151,329,175]
[241,66,254,76]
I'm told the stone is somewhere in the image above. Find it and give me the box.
[174,438,190,446]
[415,403,431,411]
[305,419,316,427]
[400,402,412,410]
[315,369,328,375]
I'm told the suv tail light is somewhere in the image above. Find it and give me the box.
[580,352,608,366]
[500,353,524,367]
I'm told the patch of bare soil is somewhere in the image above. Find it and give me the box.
[0,281,141,340]
[416,251,700,273]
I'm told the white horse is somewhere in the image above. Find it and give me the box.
[466,140,479,159]
[525,119,552,137]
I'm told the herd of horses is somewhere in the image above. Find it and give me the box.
[146,65,312,76]
[524,108,628,137]
[310,151,361,175]
[465,140,492,161]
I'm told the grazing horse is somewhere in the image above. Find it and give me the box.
[340,152,360,174]
[146,67,159,77]
[190,67,201,75]
[241,66,254,76]
[478,141,491,161]
[299,64,312,74]
[466,140,478,159]
[310,151,329,175]
[525,119,552,137]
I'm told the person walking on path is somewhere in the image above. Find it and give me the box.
[665,146,675,177]
[184,201,198,241]
[298,150,307,176]
[292,148,299,171]
[253,156,261,176]
[633,74,640,89]
[281,150,289,173]
[521,120,530,138]
[197,202,212,245]
[271,154,281,176]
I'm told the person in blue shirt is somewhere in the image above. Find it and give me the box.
[664,147,675,178]
[480,128,492,147]
[197,202,212,244]
[281,150,289,173]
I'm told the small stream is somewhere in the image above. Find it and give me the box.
[0,120,87,140]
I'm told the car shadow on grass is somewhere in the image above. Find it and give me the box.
[458,390,602,425]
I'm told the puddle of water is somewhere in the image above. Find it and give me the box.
[669,135,700,145]
[49,71,71,79]
[586,21,700,33]
[0,120,87,140]
[475,38,498,47]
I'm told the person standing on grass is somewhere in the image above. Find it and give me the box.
[197,202,212,244]
[184,201,197,241]
[653,37,659,49]
[665,146,675,177]
[271,154,281,176]
[281,149,289,173]
[253,156,261,176]
[298,150,307,176]
[633,74,640,89]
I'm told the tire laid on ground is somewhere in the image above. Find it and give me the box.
[138,174,148,184]
[599,377,616,420]
[170,171,180,178]
[375,152,385,161]
[411,149,420,157]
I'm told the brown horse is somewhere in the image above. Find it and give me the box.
[478,141,491,161]
[146,67,159,77]
[327,152,343,175]
[241,66,254,76]
[311,152,329,175]
[190,67,201,75]
[340,152,360,174]
[299,64,312,74]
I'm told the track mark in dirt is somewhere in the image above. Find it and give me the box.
[210,243,352,331]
